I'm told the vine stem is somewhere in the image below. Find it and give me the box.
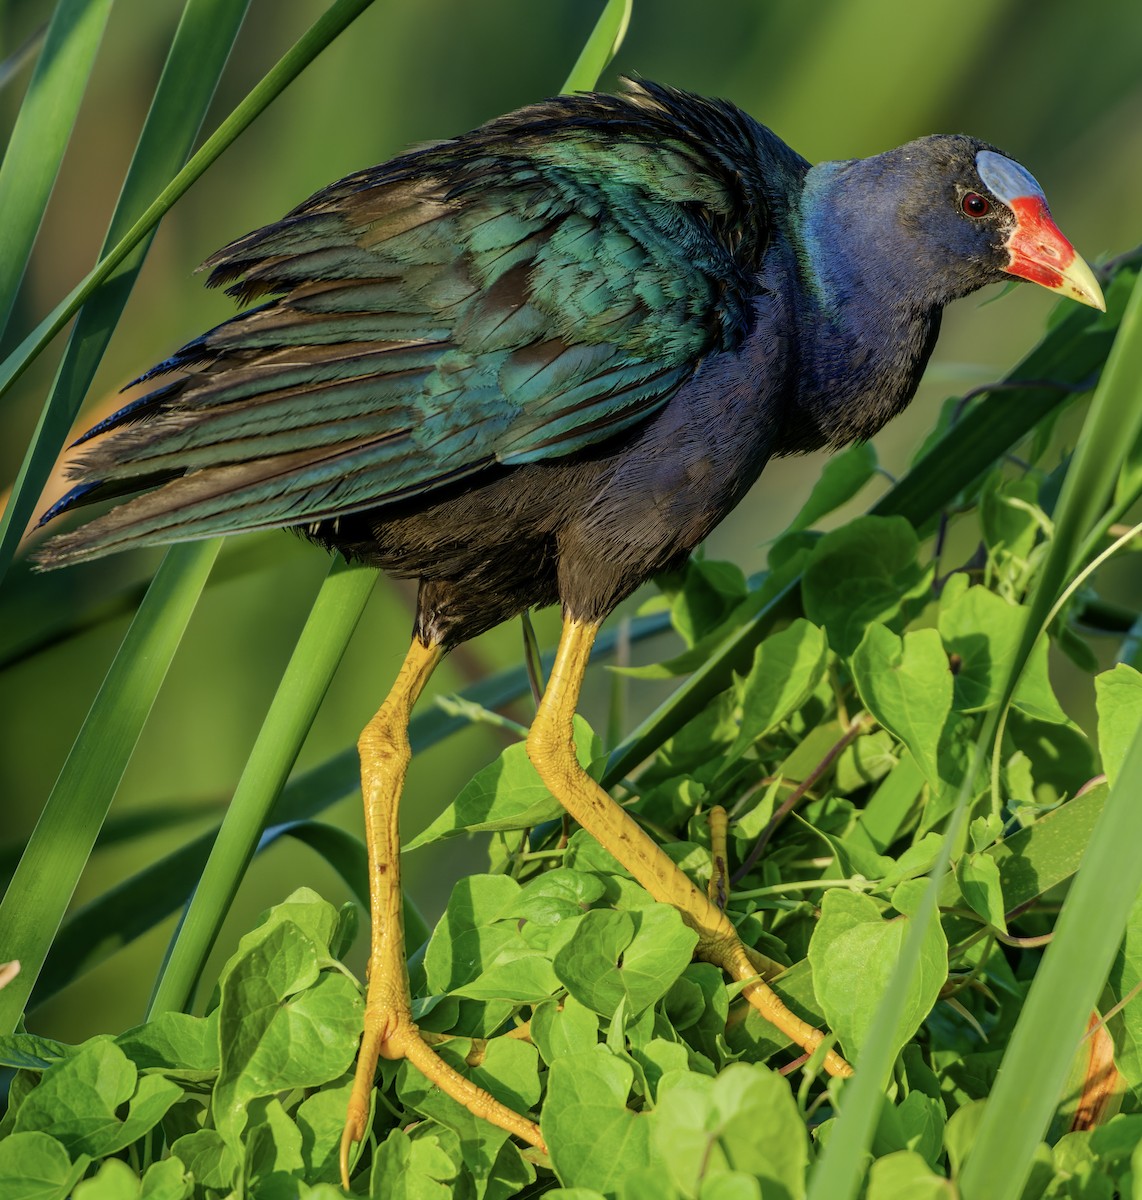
[731,712,875,884]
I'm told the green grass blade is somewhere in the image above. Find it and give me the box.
[0,0,113,338]
[0,0,377,582]
[0,801,216,889]
[958,723,1142,1200]
[1009,268,1142,680]
[0,23,48,94]
[0,538,221,1034]
[0,533,289,671]
[276,821,370,912]
[872,306,1118,532]
[0,0,250,582]
[33,829,221,1009]
[146,559,378,1018]
[562,0,632,93]
[604,580,798,786]
[0,0,248,511]
[812,267,1142,1200]
[806,736,987,1200]
[957,267,1142,1200]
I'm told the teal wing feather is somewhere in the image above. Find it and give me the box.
[41,81,785,564]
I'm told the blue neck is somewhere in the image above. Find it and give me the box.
[777,160,943,452]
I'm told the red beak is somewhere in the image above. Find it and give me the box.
[1004,195,1105,310]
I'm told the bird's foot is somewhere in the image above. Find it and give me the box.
[339,998,547,1189]
[699,806,852,1077]
[697,929,852,1077]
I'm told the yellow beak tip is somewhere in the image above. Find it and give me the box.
[1062,255,1106,312]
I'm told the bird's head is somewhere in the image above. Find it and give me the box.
[968,146,1104,309]
[804,135,1105,313]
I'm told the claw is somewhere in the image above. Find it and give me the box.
[340,1022,382,1188]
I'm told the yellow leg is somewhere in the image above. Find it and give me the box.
[340,638,546,1189]
[708,804,730,911]
[527,616,852,1079]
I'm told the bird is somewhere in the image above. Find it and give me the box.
[36,79,1104,1184]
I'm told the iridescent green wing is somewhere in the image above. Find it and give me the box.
[43,83,784,565]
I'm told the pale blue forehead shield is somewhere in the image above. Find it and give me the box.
[974,150,1104,310]
[976,150,1047,205]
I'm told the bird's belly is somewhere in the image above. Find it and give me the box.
[316,311,788,637]
[313,433,734,639]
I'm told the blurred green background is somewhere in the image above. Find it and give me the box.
[2,0,1140,1044]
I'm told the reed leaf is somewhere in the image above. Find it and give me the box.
[0,539,220,1033]
[0,0,113,338]
[0,0,377,582]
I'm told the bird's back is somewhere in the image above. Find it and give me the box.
[38,81,806,577]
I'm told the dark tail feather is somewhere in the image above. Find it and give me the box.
[33,468,186,571]
[69,380,186,447]
[34,482,190,570]
[36,470,184,530]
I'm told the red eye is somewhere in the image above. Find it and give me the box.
[962,191,990,218]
